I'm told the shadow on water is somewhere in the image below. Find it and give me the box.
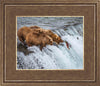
[17,43,34,55]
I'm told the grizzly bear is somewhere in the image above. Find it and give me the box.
[17,26,43,45]
[26,31,53,50]
[31,28,64,44]
[17,26,68,50]
[29,27,69,48]
[30,25,63,44]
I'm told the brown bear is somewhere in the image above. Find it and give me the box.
[30,27,69,48]
[17,26,32,44]
[30,27,64,44]
[30,25,63,44]
[17,26,69,50]
[26,31,53,50]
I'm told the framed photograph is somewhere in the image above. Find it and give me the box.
[0,0,100,86]
[17,16,84,70]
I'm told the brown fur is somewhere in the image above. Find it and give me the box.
[46,30,63,44]
[29,26,40,29]
[26,32,53,50]
[31,28,63,44]
[17,26,32,43]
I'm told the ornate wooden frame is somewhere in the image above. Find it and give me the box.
[0,0,100,86]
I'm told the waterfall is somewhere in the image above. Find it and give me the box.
[17,17,83,69]
[17,23,83,69]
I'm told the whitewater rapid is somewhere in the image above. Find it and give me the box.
[17,22,83,69]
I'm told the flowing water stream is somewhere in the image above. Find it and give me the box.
[17,17,83,69]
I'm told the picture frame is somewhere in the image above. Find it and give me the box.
[0,0,100,86]
[16,16,84,70]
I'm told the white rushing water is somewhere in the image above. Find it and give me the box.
[17,17,83,69]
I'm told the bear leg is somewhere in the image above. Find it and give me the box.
[40,42,46,51]
[40,44,43,51]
